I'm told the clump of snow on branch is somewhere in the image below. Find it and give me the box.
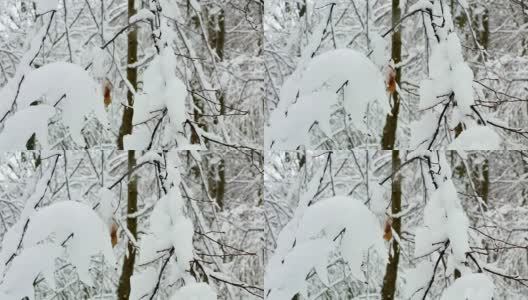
[0,244,63,300]
[170,282,216,300]
[265,195,386,300]
[35,0,58,15]
[0,62,109,148]
[24,202,116,283]
[0,163,56,271]
[448,126,501,150]
[413,152,470,262]
[439,273,494,300]
[406,151,491,299]
[129,267,158,300]
[411,1,500,149]
[136,152,193,271]
[131,151,215,299]
[0,105,55,149]
[124,5,192,150]
[267,48,389,149]
[0,200,116,299]
[129,9,155,23]
[404,261,434,299]
[408,0,433,12]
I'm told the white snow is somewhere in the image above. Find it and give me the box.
[127,48,188,149]
[137,151,163,164]
[448,126,501,150]
[267,91,335,148]
[123,125,151,150]
[403,261,434,299]
[170,283,216,300]
[409,110,437,149]
[96,188,116,227]
[428,42,452,95]
[0,244,63,300]
[4,62,109,147]
[0,105,55,150]
[369,182,387,216]
[370,33,389,67]
[189,0,202,12]
[447,33,464,65]
[129,267,158,300]
[415,178,470,263]
[451,62,474,114]
[0,201,116,299]
[23,201,117,285]
[36,0,58,14]
[413,29,481,148]
[458,0,469,9]
[136,153,194,282]
[265,196,386,300]
[130,9,155,24]
[439,273,494,300]
[409,0,433,12]
[0,166,55,273]
[418,79,437,109]
[267,48,389,148]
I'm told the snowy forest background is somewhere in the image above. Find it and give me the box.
[265,0,528,149]
[0,0,528,299]
[0,0,262,150]
[0,150,263,299]
[265,150,528,299]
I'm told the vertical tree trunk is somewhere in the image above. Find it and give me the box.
[206,8,226,210]
[381,150,402,300]
[381,0,401,150]
[116,0,138,296]
[381,1,402,295]
[480,158,490,205]
[480,8,489,51]
[523,1,528,56]
[117,0,138,150]
[117,150,138,300]
[522,151,528,206]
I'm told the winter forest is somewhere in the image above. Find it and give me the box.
[0,0,527,299]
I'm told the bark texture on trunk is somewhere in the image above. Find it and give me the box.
[381,150,402,300]
[381,0,401,150]
[117,0,138,150]
[117,150,138,300]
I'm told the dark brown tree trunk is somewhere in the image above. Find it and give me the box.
[381,0,401,150]
[117,150,138,300]
[381,150,402,300]
[208,8,226,210]
[117,0,138,150]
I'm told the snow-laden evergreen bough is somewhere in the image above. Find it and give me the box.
[0,0,108,149]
